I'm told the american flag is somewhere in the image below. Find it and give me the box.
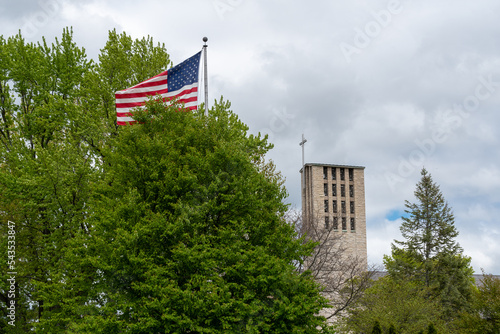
[115,51,202,125]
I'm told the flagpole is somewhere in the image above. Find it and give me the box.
[203,37,208,116]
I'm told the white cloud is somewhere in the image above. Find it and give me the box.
[460,221,500,273]
[367,218,403,268]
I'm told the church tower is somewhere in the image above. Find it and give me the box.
[301,163,367,266]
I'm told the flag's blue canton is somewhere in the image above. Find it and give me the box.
[168,51,201,91]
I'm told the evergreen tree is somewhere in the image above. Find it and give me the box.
[384,168,474,317]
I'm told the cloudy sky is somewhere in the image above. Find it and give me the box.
[2,0,499,274]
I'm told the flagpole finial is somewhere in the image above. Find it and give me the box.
[203,37,208,46]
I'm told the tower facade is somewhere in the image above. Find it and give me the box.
[301,163,367,265]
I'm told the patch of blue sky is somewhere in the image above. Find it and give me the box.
[386,209,408,221]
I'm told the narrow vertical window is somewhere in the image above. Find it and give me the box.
[332,184,337,196]
[333,217,338,230]
[324,200,329,212]
[349,168,354,181]
[341,200,346,213]
[341,184,346,197]
[342,217,347,230]
[323,167,328,180]
[325,216,329,230]
[324,183,328,196]
[332,200,337,213]
[350,218,355,231]
[349,185,354,197]
[350,201,355,214]
[331,167,336,180]
[340,168,345,181]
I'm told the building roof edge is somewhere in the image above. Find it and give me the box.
[303,163,366,169]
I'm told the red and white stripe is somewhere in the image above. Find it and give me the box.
[115,71,198,125]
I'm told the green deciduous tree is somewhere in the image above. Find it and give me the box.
[456,272,500,333]
[0,28,95,333]
[68,98,328,333]
[341,276,446,333]
[371,320,382,334]
[1,28,171,332]
[1,28,329,333]
[384,168,474,318]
